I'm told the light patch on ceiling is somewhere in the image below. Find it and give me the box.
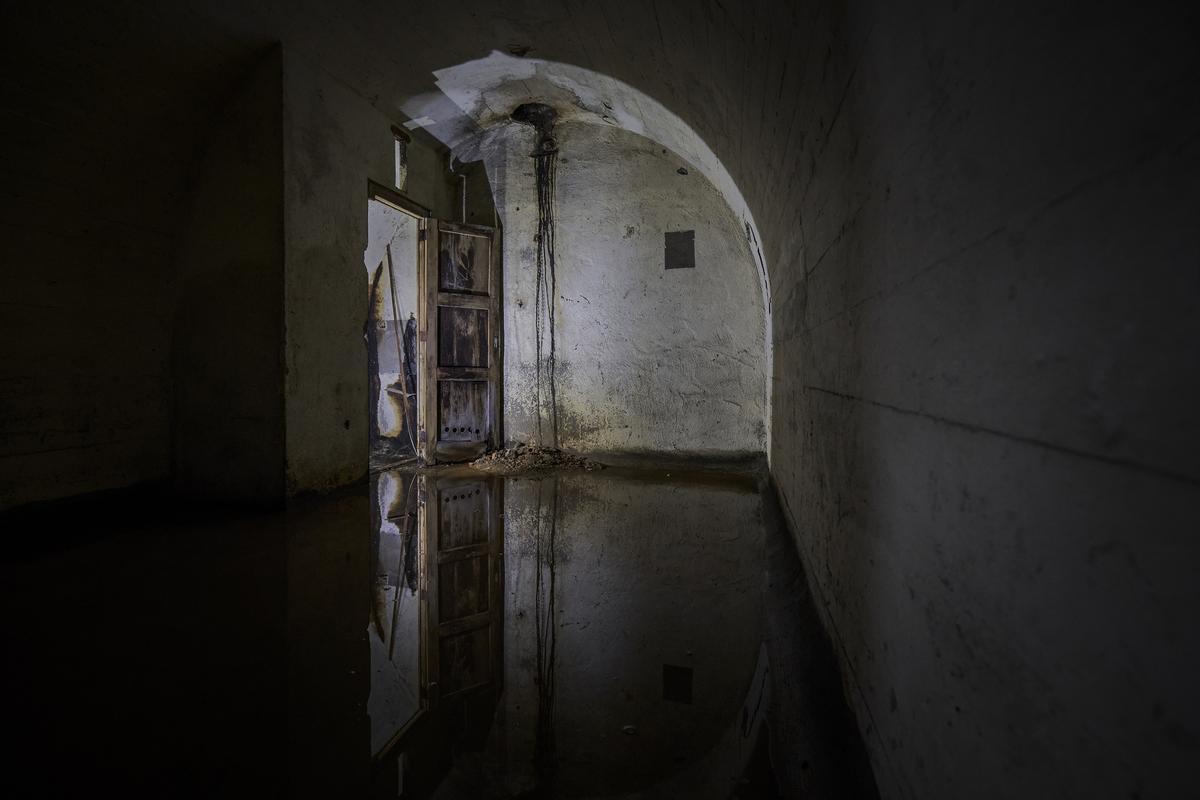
[403,116,436,129]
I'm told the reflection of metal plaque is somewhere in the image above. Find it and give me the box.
[663,664,694,704]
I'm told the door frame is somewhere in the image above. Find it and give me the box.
[367,181,430,464]
[369,180,431,219]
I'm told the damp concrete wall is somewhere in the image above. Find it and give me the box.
[489,122,767,456]
[174,50,285,505]
[759,3,1200,799]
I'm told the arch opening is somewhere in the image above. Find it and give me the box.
[399,52,774,459]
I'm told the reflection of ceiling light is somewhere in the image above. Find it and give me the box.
[404,116,436,129]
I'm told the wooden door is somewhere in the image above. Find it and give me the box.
[421,472,503,705]
[418,220,501,464]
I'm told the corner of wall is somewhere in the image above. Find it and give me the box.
[173,45,287,506]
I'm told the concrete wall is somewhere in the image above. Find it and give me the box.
[174,50,285,505]
[489,121,767,455]
[763,2,1200,798]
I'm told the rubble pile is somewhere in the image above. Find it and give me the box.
[471,444,603,474]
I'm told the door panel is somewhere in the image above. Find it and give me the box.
[438,228,491,294]
[438,627,491,696]
[438,557,489,620]
[437,306,489,368]
[437,381,488,443]
[420,220,501,464]
[436,479,490,549]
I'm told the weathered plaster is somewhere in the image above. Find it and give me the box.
[486,121,767,455]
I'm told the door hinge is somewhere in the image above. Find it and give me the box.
[419,228,427,242]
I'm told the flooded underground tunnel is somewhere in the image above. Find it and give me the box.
[3,2,1197,799]
[366,463,875,798]
[2,460,875,798]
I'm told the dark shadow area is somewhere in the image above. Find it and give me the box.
[2,461,877,799]
[365,463,878,799]
[0,488,290,797]
[762,481,881,799]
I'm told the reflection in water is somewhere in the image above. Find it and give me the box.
[533,478,558,790]
[368,467,781,798]
[369,471,422,756]
[1,461,874,797]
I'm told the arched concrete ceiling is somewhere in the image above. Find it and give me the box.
[397,52,775,408]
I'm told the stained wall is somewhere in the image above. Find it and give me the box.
[490,121,767,456]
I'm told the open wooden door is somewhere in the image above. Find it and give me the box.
[418,220,501,465]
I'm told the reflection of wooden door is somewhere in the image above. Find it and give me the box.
[418,220,501,464]
[422,473,503,705]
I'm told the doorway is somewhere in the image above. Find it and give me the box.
[367,184,502,471]
[366,186,425,471]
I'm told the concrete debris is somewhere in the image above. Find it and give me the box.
[471,444,603,474]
